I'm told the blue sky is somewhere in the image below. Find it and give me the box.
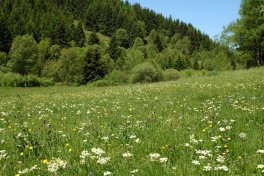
[127,0,241,39]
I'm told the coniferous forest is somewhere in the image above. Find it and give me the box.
[0,0,262,86]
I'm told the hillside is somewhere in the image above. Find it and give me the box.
[0,0,234,86]
[0,67,263,175]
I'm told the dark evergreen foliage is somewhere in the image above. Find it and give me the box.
[83,47,107,83]
[73,23,86,47]
[88,32,100,45]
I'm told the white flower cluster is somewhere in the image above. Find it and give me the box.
[122,151,133,158]
[149,153,168,163]
[0,150,8,160]
[80,148,111,165]
[18,165,38,174]
[47,158,67,173]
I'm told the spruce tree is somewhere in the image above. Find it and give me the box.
[88,32,100,45]
[108,35,120,60]
[74,22,86,47]
[0,11,12,52]
[83,46,107,83]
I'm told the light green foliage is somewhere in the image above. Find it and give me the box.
[115,28,129,48]
[126,48,145,70]
[0,68,264,175]
[8,34,39,75]
[222,0,264,66]
[108,70,129,84]
[0,52,8,65]
[163,69,181,81]
[130,62,162,83]
[57,47,85,84]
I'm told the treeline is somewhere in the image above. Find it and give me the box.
[0,0,235,86]
[222,0,264,68]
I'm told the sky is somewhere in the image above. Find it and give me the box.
[127,0,241,39]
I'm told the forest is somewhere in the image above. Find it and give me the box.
[0,0,262,86]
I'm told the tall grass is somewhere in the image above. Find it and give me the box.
[0,67,263,175]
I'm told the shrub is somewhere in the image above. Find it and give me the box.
[109,70,129,84]
[0,72,54,87]
[163,69,180,81]
[89,79,116,87]
[130,62,162,83]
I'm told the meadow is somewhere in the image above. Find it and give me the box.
[0,68,263,176]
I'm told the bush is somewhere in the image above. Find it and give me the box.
[163,69,180,81]
[0,72,54,87]
[130,62,162,83]
[109,70,129,84]
[89,79,116,87]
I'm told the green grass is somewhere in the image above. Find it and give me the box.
[0,68,264,175]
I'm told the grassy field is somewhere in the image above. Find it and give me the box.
[0,68,264,176]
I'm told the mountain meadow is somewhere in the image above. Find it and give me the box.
[0,0,264,175]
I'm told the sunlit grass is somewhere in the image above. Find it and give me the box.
[0,67,264,175]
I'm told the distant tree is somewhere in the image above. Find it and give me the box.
[88,32,100,45]
[36,38,51,75]
[83,46,107,83]
[8,34,39,75]
[222,0,264,66]
[175,57,187,71]
[0,10,12,53]
[108,35,120,60]
[57,47,85,84]
[153,34,164,52]
[73,22,86,47]
[115,28,129,48]
[49,45,61,60]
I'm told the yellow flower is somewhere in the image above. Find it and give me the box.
[42,159,48,164]
[20,152,24,156]
[65,143,70,147]
[29,146,33,150]
[15,174,20,176]
[69,148,72,152]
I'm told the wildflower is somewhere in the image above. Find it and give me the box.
[80,150,90,159]
[159,157,168,163]
[47,158,67,173]
[215,165,228,171]
[122,151,133,158]
[203,164,212,171]
[219,127,225,132]
[149,153,160,161]
[192,160,200,165]
[130,169,138,174]
[42,159,48,164]
[29,146,33,150]
[91,148,105,156]
[239,132,247,139]
[129,135,137,139]
[15,174,20,176]
[97,157,110,165]
[257,150,264,154]
[216,155,225,163]
[0,150,8,160]
[18,165,38,174]
[257,164,264,169]
[135,138,141,143]
[103,171,112,176]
